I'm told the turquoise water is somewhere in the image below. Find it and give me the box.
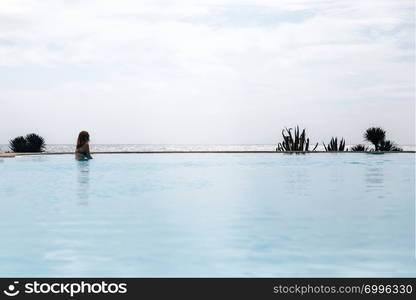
[0,153,414,277]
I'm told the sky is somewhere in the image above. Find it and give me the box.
[0,0,414,145]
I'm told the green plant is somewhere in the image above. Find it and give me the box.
[364,127,386,151]
[276,126,318,152]
[9,136,28,152]
[350,144,369,152]
[9,133,46,153]
[25,133,46,152]
[379,140,402,152]
[323,137,346,151]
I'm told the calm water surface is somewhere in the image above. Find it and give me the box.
[0,153,414,276]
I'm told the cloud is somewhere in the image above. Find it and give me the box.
[0,0,414,144]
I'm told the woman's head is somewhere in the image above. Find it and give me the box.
[77,131,90,149]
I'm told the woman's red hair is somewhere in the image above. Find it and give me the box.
[76,131,90,149]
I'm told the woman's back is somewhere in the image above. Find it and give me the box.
[75,131,93,160]
[75,143,92,160]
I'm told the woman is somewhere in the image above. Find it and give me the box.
[75,131,93,160]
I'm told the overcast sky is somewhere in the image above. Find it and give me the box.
[0,0,414,145]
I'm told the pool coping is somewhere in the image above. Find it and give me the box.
[1,150,415,158]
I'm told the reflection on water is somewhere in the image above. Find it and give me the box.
[365,167,384,193]
[284,166,311,197]
[30,156,48,162]
[77,161,90,205]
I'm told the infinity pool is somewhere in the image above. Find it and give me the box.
[0,153,414,277]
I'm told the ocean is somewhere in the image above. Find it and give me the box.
[1,144,415,153]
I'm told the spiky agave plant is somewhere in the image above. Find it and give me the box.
[9,136,28,152]
[350,144,369,152]
[323,137,346,152]
[379,140,402,152]
[276,126,318,152]
[25,133,46,152]
[364,127,386,151]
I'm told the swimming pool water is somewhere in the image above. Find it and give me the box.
[0,153,414,277]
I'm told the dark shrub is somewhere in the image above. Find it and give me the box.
[364,127,386,151]
[9,136,28,152]
[323,137,346,151]
[276,126,318,152]
[9,133,46,153]
[379,140,402,152]
[363,127,403,152]
[25,133,46,152]
[350,144,369,152]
